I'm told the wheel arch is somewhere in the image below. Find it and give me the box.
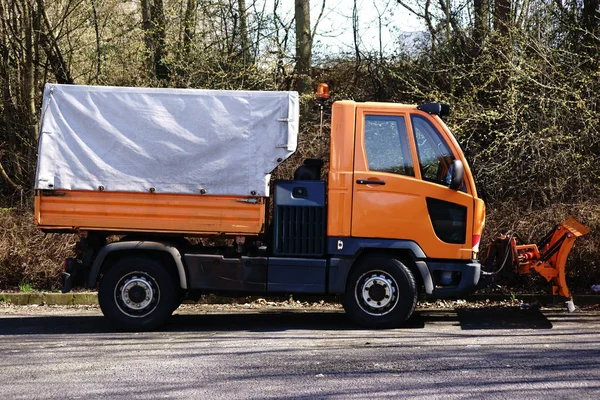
[328,238,432,295]
[350,248,423,290]
[88,241,188,289]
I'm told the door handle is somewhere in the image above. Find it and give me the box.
[356,179,386,185]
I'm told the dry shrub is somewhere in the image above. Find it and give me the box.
[483,201,600,294]
[0,209,76,290]
[0,203,596,293]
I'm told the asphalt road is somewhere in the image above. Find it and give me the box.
[0,304,599,399]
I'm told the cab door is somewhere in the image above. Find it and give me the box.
[350,106,475,260]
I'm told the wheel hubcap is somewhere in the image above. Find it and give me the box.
[115,272,160,318]
[355,271,399,316]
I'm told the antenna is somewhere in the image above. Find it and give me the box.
[315,83,329,156]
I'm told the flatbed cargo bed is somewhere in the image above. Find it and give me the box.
[34,84,297,235]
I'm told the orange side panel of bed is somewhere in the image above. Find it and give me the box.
[34,190,266,236]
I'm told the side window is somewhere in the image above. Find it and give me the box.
[411,115,455,186]
[364,115,414,176]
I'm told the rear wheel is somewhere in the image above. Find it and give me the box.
[99,256,176,331]
[343,255,417,328]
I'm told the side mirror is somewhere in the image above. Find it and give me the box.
[449,159,464,190]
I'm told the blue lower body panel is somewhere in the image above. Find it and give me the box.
[267,258,326,293]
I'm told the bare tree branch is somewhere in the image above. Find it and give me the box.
[0,159,20,189]
[310,0,326,42]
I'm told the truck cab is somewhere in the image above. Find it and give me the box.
[34,84,484,330]
[328,100,484,289]
[322,100,485,326]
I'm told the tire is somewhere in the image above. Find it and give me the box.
[343,255,418,328]
[98,256,176,331]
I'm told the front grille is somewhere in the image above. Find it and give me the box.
[274,205,325,256]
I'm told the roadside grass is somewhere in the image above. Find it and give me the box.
[18,283,34,293]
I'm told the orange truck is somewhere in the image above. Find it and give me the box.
[35,83,486,330]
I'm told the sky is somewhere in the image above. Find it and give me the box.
[306,0,424,55]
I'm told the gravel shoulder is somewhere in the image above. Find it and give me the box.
[1,297,597,316]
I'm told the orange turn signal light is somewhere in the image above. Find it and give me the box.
[316,83,329,99]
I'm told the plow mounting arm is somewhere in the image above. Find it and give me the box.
[482,217,589,305]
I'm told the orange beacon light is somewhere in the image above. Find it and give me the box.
[316,83,329,100]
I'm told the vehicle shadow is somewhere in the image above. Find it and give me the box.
[0,306,554,335]
[456,306,553,329]
[0,310,423,335]
[168,311,427,331]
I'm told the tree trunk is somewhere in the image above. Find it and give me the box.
[581,0,599,57]
[494,0,511,37]
[352,0,361,68]
[151,0,168,83]
[424,0,436,56]
[238,0,250,64]
[582,0,600,34]
[22,1,38,178]
[141,0,154,79]
[0,30,22,189]
[91,0,102,82]
[294,0,312,94]
[182,0,196,61]
[141,0,168,82]
[473,0,489,57]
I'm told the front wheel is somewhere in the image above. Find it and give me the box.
[343,255,417,328]
[99,256,176,331]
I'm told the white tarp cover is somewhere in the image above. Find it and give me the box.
[35,84,299,196]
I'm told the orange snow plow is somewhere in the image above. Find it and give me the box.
[482,218,590,310]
